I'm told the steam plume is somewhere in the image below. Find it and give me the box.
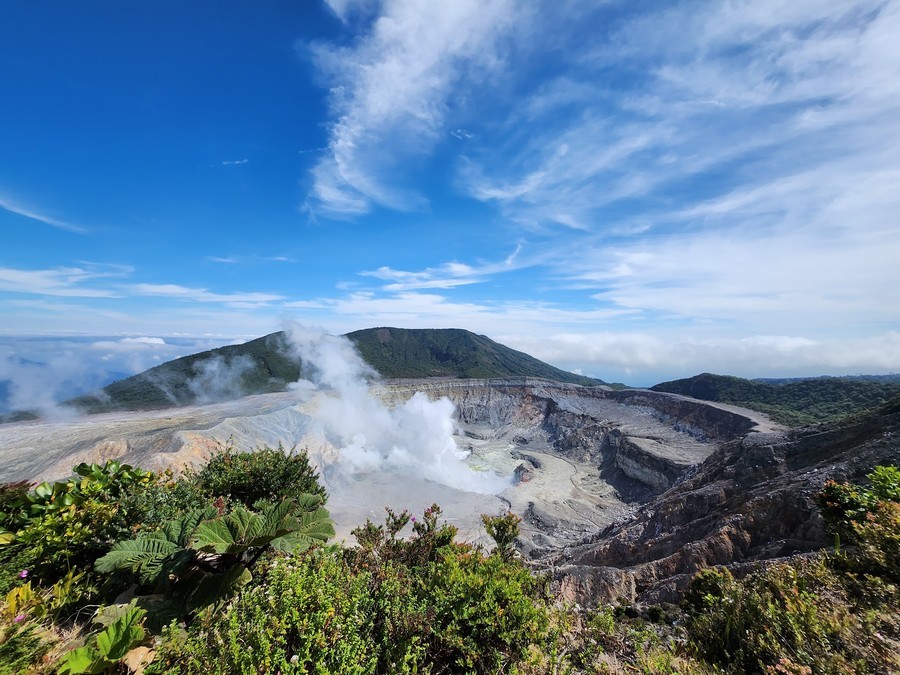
[284,322,509,494]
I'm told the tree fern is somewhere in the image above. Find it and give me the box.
[94,496,333,620]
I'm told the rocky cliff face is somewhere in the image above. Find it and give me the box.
[544,406,900,607]
[384,379,764,495]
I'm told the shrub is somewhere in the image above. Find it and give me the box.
[0,618,54,675]
[817,465,900,581]
[482,512,521,562]
[0,462,156,594]
[420,549,549,673]
[190,444,326,509]
[96,495,334,625]
[149,550,384,674]
[57,603,149,675]
[684,558,891,673]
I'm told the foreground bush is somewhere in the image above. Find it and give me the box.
[0,461,155,595]
[149,506,551,674]
[190,442,327,509]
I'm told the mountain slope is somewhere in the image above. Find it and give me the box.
[69,328,603,414]
[347,327,600,384]
[651,372,900,426]
[70,332,299,413]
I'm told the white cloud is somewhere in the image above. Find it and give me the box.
[0,266,124,298]
[92,336,167,348]
[0,195,85,233]
[450,0,900,335]
[359,246,524,291]
[220,159,249,166]
[205,255,296,265]
[132,283,285,304]
[461,0,900,235]
[501,331,900,385]
[308,0,520,215]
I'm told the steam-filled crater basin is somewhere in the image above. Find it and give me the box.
[0,378,769,554]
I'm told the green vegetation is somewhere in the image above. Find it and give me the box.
[1,449,896,673]
[151,507,551,674]
[0,448,556,674]
[189,442,327,508]
[347,327,602,385]
[651,372,900,426]
[57,604,149,674]
[64,328,602,415]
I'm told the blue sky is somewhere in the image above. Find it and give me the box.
[2,0,899,392]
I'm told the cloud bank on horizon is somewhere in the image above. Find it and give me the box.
[1,0,898,385]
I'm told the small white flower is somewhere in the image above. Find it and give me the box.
[290,655,299,665]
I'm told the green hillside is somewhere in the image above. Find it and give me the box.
[69,327,602,413]
[651,372,900,426]
[70,333,299,413]
[347,327,600,384]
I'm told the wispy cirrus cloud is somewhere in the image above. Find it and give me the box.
[206,255,296,265]
[220,159,249,166]
[0,265,127,298]
[322,0,378,23]
[306,0,520,216]
[462,1,900,233]
[132,283,285,305]
[449,0,900,336]
[0,195,85,233]
[359,245,524,291]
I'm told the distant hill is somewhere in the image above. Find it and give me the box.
[68,328,603,414]
[651,372,900,426]
[754,374,900,386]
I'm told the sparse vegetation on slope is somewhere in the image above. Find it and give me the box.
[70,333,299,413]
[651,372,900,426]
[347,327,602,385]
[682,466,900,674]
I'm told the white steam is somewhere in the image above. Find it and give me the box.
[186,355,254,404]
[284,322,509,494]
[0,353,91,419]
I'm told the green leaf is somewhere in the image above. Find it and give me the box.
[33,482,53,499]
[270,508,334,553]
[95,536,179,577]
[57,646,109,674]
[164,506,218,546]
[191,518,239,554]
[95,606,146,661]
[73,463,93,477]
[293,492,326,511]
